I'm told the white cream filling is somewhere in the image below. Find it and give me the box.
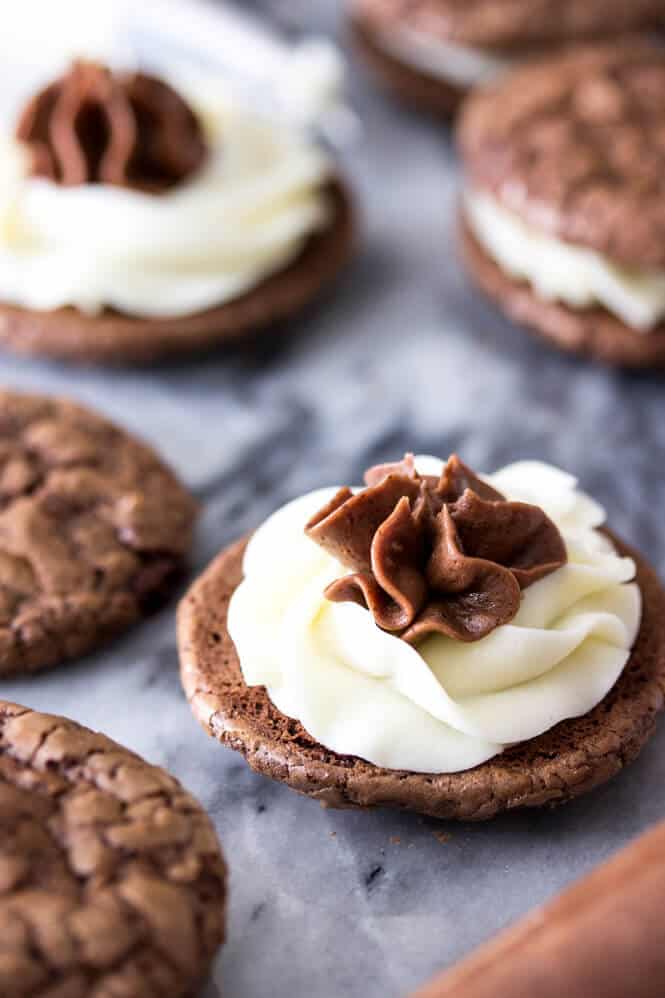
[375,25,512,87]
[465,189,665,331]
[228,459,641,774]
[0,88,332,318]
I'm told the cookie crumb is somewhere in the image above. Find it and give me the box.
[433,830,452,845]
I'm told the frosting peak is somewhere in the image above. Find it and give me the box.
[305,454,567,643]
[15,61,207,193]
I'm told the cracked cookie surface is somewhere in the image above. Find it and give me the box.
[178,534,665,820]
[0,390,197,675]
[458,42,665,267]
[0,700,226,997]
[353,0,664,50]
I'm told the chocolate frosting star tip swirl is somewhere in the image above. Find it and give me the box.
[15,60,208,193]
[305,454,567,644]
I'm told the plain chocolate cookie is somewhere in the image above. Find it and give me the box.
[0,700,226,998]
[178,533,665,821]
[350,2,663,116]
[0,180,354,365]
[0,389,197,676]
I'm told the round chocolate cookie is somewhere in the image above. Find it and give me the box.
[0,700,226,997]
[0,180,354,365]
[459,217,665,369]
[178,534,665,821]
[457,42,665,367]
[350,13,462,119]
[350,1,663,117]
[0,390,197,676]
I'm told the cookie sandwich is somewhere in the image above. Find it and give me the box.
[0,700,226,997]
[459,43,665,367]
[179,453,665,820]
[350,0,662,118]
[0,60,354,363]
[0,389,197,676]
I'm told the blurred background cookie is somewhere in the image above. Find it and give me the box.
[458,42,665,367]
[349,0,664,118]
[0,59,354,364]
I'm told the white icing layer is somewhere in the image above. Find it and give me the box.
[465,189,665,331]
[228,459,641,774]
[375,26,511,88]
[0,90,332,318]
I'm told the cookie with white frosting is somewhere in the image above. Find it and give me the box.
[349,0,662,118]
[178,454,665,820]
[458,42,665,367]
[0,62,354,364]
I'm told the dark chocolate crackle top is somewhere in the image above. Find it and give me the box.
[353,0,664,49]
[458,42,665,268]
[0,700,226,998]
[0,390,197,676]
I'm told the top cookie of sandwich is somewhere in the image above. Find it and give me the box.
[458,42,665,268]
[356,0,664,49]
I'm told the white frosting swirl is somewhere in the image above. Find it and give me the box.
[228,459,640,774]
[0,90,332,318]
[465,189,665,331]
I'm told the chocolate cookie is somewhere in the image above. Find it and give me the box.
[460,217,665,369]
[178,533,665,821]
[0,700,226,997]
[350,1,663,116]
[0,180,354,365]
[458,43,665,367]
[350,14,462,119]
[0,390,197,676]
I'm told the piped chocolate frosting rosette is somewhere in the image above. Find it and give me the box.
[16,61,207,192]
[305,454,566,644]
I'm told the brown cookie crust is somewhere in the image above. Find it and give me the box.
[0,700,226,998]
[458,42,665,268]
[178,532,665,821]
[350,13,463,118]
[460,215,665,369]
[0,179,354,365]
[0,390,197,676]
[352,0,664,50]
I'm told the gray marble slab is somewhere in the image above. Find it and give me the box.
[3,3,665,997]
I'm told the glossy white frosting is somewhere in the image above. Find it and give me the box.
[465,189,665,331]
[375,25,511,87]
[0,89,333,318]
[228,458,641,774]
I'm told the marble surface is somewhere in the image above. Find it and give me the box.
[3,3,665,997]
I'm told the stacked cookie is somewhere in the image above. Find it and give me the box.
[350,0,663,117]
